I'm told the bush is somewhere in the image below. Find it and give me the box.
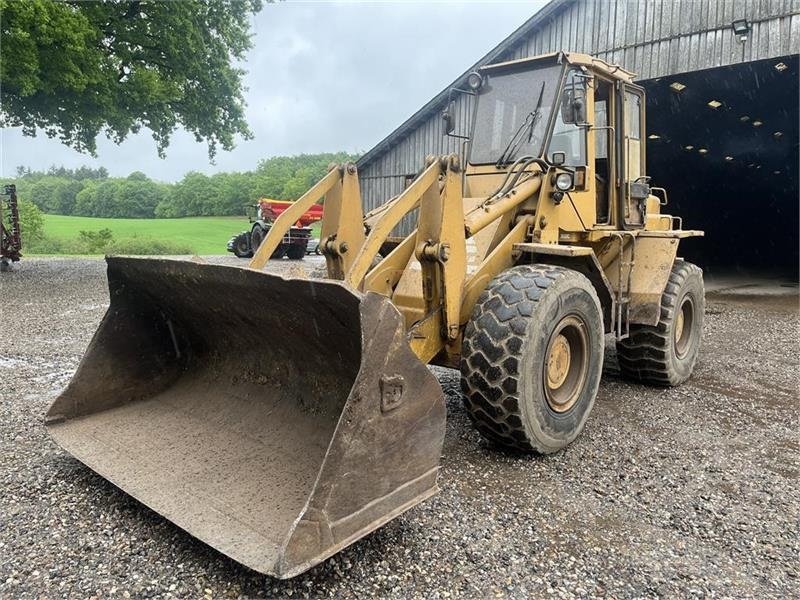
[25,236,87,255]
[15,199,45,243]
[25,233,193,256]
[106,236,193,255]
[78,228,114,252]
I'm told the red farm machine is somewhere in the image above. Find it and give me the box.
[1,185,22,272]
[227,198,323,260]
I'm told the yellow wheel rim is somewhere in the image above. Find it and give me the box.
[543,315,589,413]
[546,334,571,389]
[674,296,695,358]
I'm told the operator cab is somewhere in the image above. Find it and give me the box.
[444,52,649,230]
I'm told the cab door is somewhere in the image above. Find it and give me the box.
[617,84,647,228]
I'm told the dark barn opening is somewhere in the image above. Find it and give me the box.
[643,55,799,277]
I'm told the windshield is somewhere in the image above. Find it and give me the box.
[469,64,563,165]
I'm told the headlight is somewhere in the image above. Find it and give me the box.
[554,172,574,191]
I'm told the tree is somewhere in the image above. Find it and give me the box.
[254,153,359,199]
[214,172,254,215]
[53,179,84,214]
[159,172,220,217]
[116,176,165,218]
[73,165,108,180]
[1,0,264,159]
[74,180,118,217]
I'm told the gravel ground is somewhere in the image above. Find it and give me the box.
[1,257,798,599]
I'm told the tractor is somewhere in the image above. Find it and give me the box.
[227,198,323,259]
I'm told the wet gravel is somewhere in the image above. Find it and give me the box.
[1,257,798,599]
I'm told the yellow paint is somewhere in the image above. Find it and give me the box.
[251,52,702,363]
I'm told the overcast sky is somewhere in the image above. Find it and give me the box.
[0,1,544,182]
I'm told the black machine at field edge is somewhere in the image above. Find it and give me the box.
[1,185,22,272]
[227,198,319,260]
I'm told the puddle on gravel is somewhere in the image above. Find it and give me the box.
[33,370,75,386]
[60,302,107,317]
[80,302,106,311]
[0,356,27,368]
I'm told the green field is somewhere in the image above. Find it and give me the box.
[38,215,258,255]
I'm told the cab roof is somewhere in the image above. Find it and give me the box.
[480,51,636,83]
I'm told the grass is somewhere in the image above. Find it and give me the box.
[35,215,251,255]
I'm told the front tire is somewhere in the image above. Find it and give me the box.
[250,225,266,255]
[461,265,604,453]
[616,260,704,386]
[232,232,253,258]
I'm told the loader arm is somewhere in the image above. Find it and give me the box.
[345,158,442,289]
[319,163,367,279]
[247,149,551,368]
[301,155,547,365]
[415,155,466,343]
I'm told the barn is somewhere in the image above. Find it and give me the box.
[356,0,800,272]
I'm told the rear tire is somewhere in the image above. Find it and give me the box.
[251,225,286,259]
[616,260,704,386]
[286,244,306,260]
[461,265,604,453]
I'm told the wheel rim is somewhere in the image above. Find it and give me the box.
[674,295,695,358]
[543,315,589,413]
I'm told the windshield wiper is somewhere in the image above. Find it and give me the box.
[495,81,546,168]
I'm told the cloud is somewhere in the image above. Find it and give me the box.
[1,1,541,182]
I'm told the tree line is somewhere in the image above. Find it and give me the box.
[6,153,359,219]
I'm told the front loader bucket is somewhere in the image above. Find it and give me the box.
[46,257,445,578]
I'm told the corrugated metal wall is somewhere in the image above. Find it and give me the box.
[358,0,800,232]
[503,0,800,79]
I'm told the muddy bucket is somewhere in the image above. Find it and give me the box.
[46,257,445,578]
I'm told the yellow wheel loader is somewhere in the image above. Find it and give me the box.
[46,52,704,578]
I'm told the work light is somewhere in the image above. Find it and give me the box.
[467,71,484,91]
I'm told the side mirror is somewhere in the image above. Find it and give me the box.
[442,109,455,134]
[561,82,587,125]
[442,93,471,140]
[550,151,566,166]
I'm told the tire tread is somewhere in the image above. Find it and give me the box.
[461,265,593,452]
[616,261,703,386]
